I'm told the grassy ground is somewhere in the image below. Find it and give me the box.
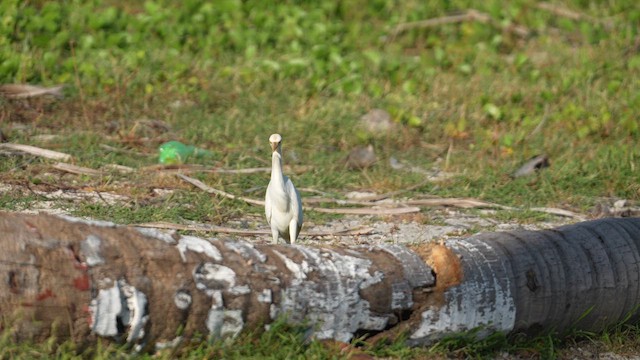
[1,0,639,358]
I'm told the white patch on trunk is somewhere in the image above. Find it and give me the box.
[409,239,516,344]
[207,309,244,339]
[269,304,279,320]
[120,279,149,343]
[273,249,310,280]
[273,246,389,343]
[257,289,272,303]
[177,235,222,262]
[229,284,251,295]
[155,336,183,351]
[81,234,104,266]
[193,263,237,297]
[204,290,244,339]
[90,284,121,337]
[89,279,149,344]
[224,240,267,262]
[58,214,118,228]
[391,281,413,309]
[174,290,192,310]
[135,227,177,244]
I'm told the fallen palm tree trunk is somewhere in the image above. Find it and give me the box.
[1,212,639,352]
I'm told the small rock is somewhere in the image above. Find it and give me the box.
[345,144,376,170]
[513,154,550,178]
[389,156,404,170]
[360,109,393,134]
[613,199,627,209]
[345,191,378,200]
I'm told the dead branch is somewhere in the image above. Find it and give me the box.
[177,173,265,206]
[535,2,611,25]
[405,198,515,210]
[178,174,422,215]
[101,164,135,173]
[0,143,72,161]
[177,174,587,219]
[52,162,103,176]
[0,84,64,99]
[134,221,375,237]
[306,206,421,215]
[388,9,530,39]
[354,178,433,202]
[145,164,312,175]
[529,207,587,220]
[390,10,490,36]
[100,144,149,157]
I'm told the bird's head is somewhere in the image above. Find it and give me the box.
[269,133,282,153]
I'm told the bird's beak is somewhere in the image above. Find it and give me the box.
[270,142,279,152]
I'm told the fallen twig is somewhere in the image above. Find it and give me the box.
[530,207,587,221]
[303,197,378,206]
[178,173,265,206]
[52,162,103,176]
[100,144,149,157]
[148,164,311,175]
[405,198,516,210]
[306,206,421,215]
[177,174,587,219]
[101,164,135,173]
[134,221,375,237]
[388,9,530,40]
[178,174,422,215]
[305,195,514,211]
[535,2,613,28]
[0,143,72,161]
[0,84,64,99]
[354,178,433,202]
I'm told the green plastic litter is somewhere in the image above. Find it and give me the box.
[158,141,213,164]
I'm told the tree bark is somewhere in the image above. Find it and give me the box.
[1,212,639,351]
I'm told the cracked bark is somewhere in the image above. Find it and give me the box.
[1,212,639,352]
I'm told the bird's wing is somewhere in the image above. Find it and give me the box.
[285,176,303,225]
[264,185,273,225]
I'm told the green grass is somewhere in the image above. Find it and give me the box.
[1,0,640,357]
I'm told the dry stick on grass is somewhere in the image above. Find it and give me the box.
[388,9,530,40]
[353,178,434,202]
[0,84,64,99]
[134,221,375,237]
[178,174,586,219]
[177,173,421,215]
[101,164,135,173]
[148,164,312,175]
[405,198,516,210]
[52,162,103,176]
[100,144,149,157]
[306,206,421,215]
[0,143,71,161]
[530,207,587,221]
[534,2,614,28]
[178,173,265,206]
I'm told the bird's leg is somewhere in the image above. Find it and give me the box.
[271,227,280,245]
[289,220,298,244]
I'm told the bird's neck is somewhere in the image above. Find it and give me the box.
[271,151,286,187]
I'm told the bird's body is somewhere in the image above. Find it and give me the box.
[265,134,303,244]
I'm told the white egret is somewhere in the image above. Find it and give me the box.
[265,133,303,244]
